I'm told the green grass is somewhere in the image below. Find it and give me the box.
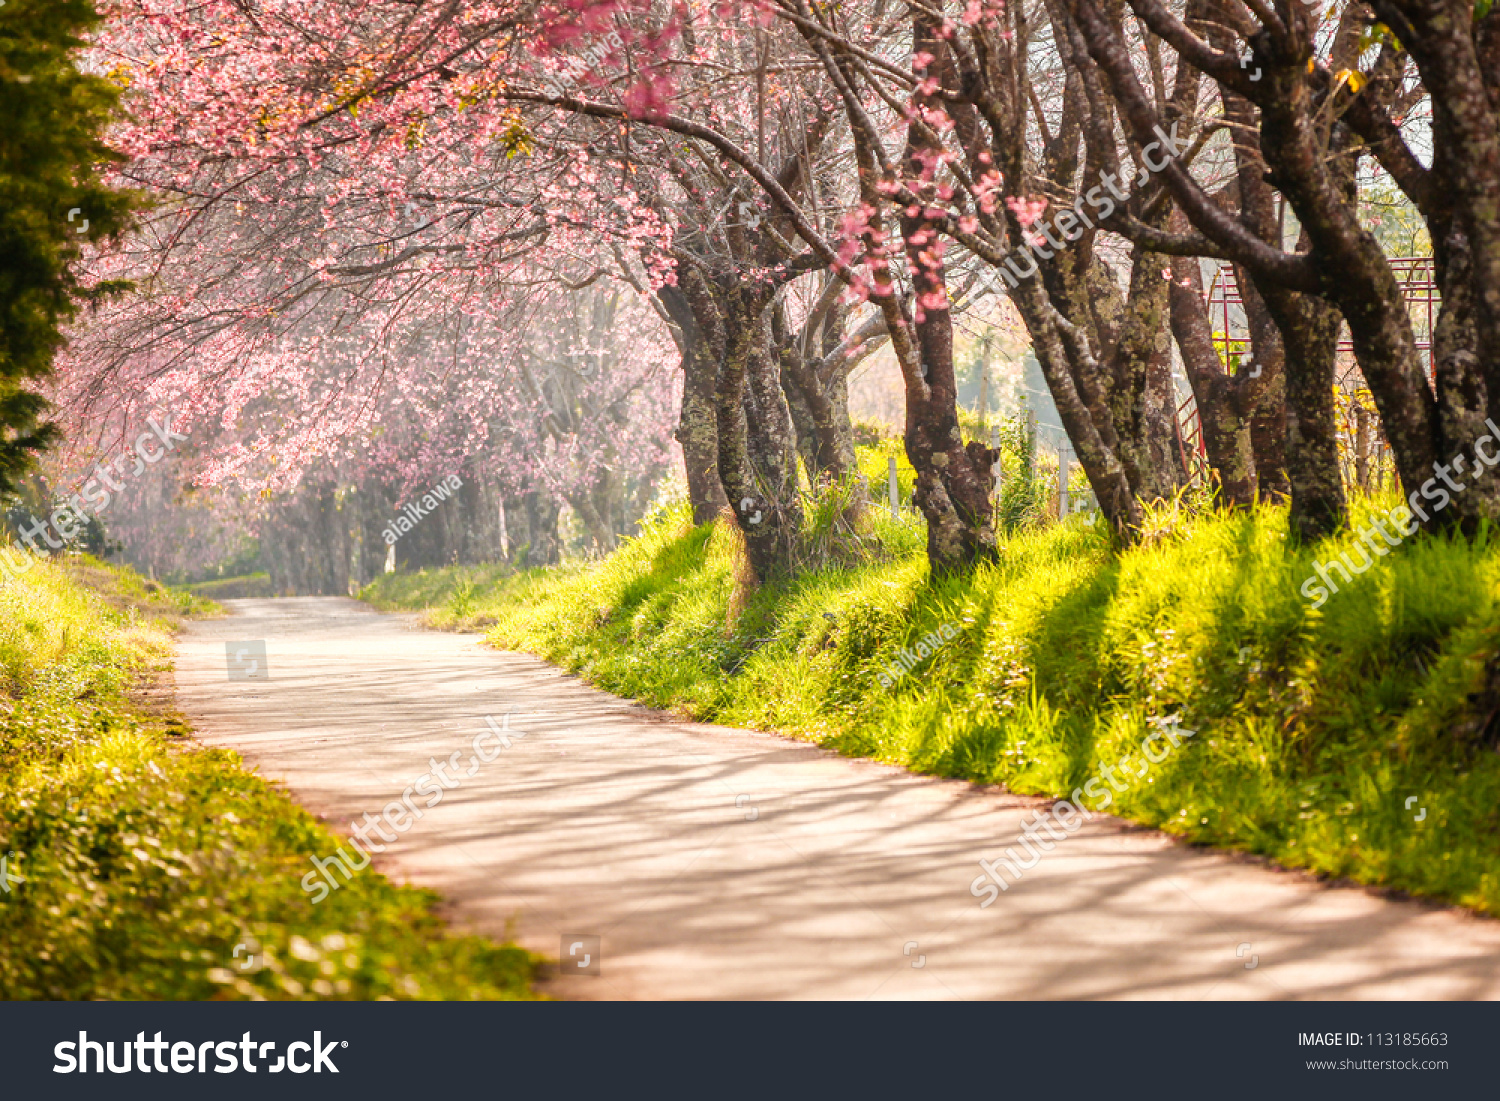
[362,484,1500,918]
[0,554,540,1000]
[362,561,526,624]
[174,571,276,601]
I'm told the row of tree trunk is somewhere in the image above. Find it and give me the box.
[256,474,569,595]
[645,0,1498,582]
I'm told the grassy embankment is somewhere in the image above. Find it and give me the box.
[174,571,276,601]
[0,554,538,999]
[364,445,1500,917]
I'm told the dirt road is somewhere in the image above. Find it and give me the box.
[173,597,1500,999]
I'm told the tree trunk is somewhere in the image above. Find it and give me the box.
[1257,282,1347,540]
[1239,271,1291,500]
[568,489,615,553]
[1256,83,1433,527]
[779,356,820,485]
[894,15,998,570]
[1107,239,1184,501]
[1374,0,1500,474]
[1168,255,1257,506]
[661,278,731,525]
[714,291,800,581]
[1354,403,1372,492]
[1010,278,1142,537]
[523,492,560,565]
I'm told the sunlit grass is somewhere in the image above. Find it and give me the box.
[0,554,540,1000]
[363,486,1500,916]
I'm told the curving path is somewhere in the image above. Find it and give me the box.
[173,597,1500,1000]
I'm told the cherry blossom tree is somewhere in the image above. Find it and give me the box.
[44,0,1497,584]
[45,0,684,582]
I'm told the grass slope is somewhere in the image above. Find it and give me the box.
[0,554,539,999]
[174,571,276,601]
[364,489,1500,918]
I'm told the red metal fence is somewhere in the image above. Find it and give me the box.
[1177,258,1438,481]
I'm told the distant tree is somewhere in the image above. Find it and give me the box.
[0,0,133,495]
